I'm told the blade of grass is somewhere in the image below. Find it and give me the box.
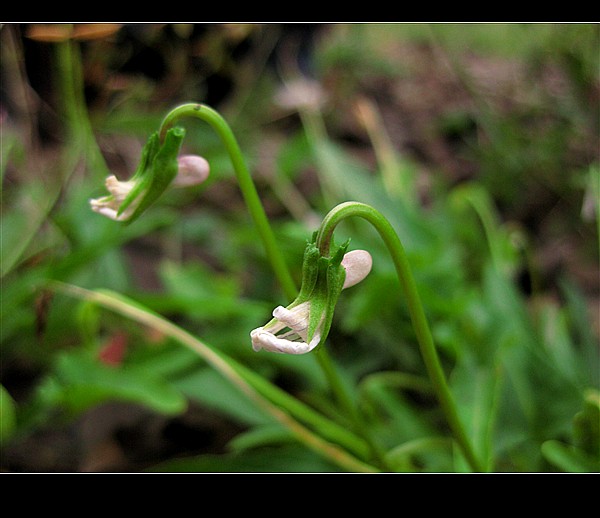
[354,96,416,204]
[50,281,378,473]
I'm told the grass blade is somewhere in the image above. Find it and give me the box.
[50,281,378,472]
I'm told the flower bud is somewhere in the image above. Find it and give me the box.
[172,155,210,187]
[341,249,373,289]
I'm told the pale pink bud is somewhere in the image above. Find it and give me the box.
[172,155,210,188]
[341,250,373,289]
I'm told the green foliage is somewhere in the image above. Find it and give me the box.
[1,23,597,472]
[0,385,17,446]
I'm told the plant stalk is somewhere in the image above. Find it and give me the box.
[159,104,390,469]
[314,347,391,470]
[158,103,298,301]
[52,282,378,473]
[315,201,485,472]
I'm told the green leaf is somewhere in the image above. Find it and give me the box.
[451,353,500,471]
[358,372,438,448]
[573,389,600,459]
[385,437,453,472]
[174,367,271,426]
[541,440,600,473]
[148,444,340,472]
[0,384,17,446]
[52,283,378,472]
[228,424,295,451]
[51,351,188,416]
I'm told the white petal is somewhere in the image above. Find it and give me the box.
[90,204,119,221]
[105,175,135,201]
[89,176,144,222]
[89,197,137,222]
[250,327,266,352]
[272,303,310,340]
[341,250,372,289]
[250,326,320,355]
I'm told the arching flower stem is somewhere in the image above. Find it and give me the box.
[158,103,297,301]
[315,201,485,473]
[160,104,388,468]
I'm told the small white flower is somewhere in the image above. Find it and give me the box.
[251,302,322,355]
[89,154,210,222]
[89,176,141,221]
[275,78,327,112]
[250,249,372,355]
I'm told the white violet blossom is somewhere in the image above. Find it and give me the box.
[251,302,320,355]
[89,127,209,223]
[251,247,372,355]
[90,175,141,222]
[89,154,209,222]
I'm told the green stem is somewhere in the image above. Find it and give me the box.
[55,36,109,178]
[159,105,387,469]
[158,103,297,301]
[314,347,391,470]
[316,201,485,473]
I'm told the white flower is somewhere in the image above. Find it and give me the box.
[250,249,372,355]
[89,175,141,222]
[89,154,210,222]
[251,302,321,355]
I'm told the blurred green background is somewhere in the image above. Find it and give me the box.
[1,23,598,472]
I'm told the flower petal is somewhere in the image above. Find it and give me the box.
[250,326,320,355]
[272,303,310,340]
[89,176,143,221]
[105,175,136,200]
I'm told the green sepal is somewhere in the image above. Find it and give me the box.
[118,127,186,223]
[294,237,321,304]
[313,239,349,347]
[306,238,350,348]
[306,256,330,342]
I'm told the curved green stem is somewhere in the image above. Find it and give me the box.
[316,201,485,472]
[159,104,385,469]
[158,103,297,301]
